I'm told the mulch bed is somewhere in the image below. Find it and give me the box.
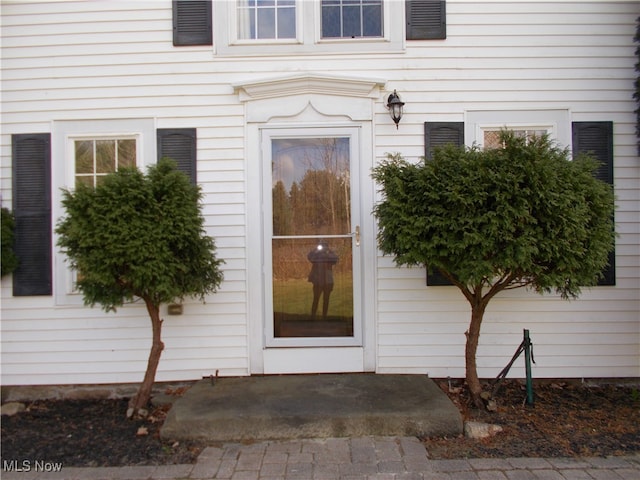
[1,396,204,467]
[1,380,638,467]
[421,379,640,459]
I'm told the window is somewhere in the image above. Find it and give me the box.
[482,128,548,149]
[67,136,139,292]
[48,121,197,303]
[173,1,446,53]
[74,138,137,187]
[465,109,571,151]
[213,0,406,55]
[52,118,156,303]
[321,0,383,39]
[237,0,296,40]
[425,116,615,288]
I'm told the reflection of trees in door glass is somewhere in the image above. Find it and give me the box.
[272,138,350,236]
[271,137,354,338]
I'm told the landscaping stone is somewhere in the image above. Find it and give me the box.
[1,402,26,416]
[464,421,504,439]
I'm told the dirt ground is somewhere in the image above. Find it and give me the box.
[422,379,640,459]
[1,396,202,467]
[1,380,638,467]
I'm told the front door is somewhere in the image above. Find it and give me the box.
[262,127,363,372]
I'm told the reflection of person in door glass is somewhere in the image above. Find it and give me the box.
[307,242,339,319]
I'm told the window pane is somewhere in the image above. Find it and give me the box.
[321,0,383,39]
[277,5,296,38]
[238,0,295,39]
[484,131,502,149]
[95,175,109,187]
[74,137,136,188]
[272,237,353,338]
[75,175,94,187]
[363,4,382,36]
[237,3,256,39]
[257,7,276,38]
[484,129,549,149]
[75,140,93,174]
[117,139,136,169]
[96,140,116,174]
[342,6,360,37]
[530,129,547,139]
[321,5,341,37]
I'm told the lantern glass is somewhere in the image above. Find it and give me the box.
[387,91,404,128]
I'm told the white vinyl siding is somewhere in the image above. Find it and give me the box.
[1,0,638,385]
[375,0,639,379]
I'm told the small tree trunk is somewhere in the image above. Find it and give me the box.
[128,298,164,418]
[465,300,487,409]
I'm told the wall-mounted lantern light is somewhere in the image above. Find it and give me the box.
[386,90,405,129]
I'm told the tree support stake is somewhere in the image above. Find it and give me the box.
[492,329,535,405]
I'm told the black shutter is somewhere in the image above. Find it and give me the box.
[157,128,197,184]
[572,121,615,286]
[173,0,212,46]
[11,133,52,296]
[424,122,464,160]
[406,0,446,40]
[424,122,463,286]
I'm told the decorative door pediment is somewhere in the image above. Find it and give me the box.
[233,73,386,123]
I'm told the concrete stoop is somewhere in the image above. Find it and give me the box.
[160,373,463,442]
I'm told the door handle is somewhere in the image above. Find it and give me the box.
[354,225,360,246]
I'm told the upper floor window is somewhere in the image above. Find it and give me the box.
[212,0,405,55]
[174,1,447,54]
[74,138,137,187]
[321,0,383,39]
[237,0,296,40]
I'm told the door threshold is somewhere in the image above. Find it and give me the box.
[263,347,364,374]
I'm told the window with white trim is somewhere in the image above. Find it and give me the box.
[67,135,141,294]
[52,118,156,304]
[237,0,297,40]
[321,0,383,39]
[215,0,403,55]
[74,137,137,187]
[174,1,447,53]
[481,127,549,150]
[465,110,572,150]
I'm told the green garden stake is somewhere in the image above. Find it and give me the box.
[524,329,534,406]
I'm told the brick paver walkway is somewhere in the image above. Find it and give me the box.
[3,437,639,479]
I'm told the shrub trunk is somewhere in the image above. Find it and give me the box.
[128,298,164,418]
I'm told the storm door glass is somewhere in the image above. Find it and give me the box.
[271,137,354,338]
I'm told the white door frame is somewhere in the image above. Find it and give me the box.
[238,75,382,374]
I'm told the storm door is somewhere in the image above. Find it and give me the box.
[264,128,361,348]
